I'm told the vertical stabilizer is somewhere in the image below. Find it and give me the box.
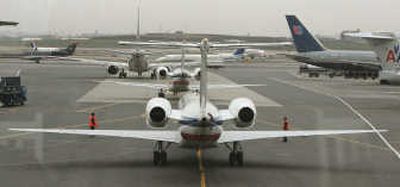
[286,15,326,52]
[66,43,78,55]
[347,32,399,69]
[199,38,209,119]
[136,1,141,40]
[233,48,245,56]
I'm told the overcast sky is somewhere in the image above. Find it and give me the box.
[0,0,399,37]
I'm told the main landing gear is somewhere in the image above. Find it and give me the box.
[226,141,243,166]
[153,141,170,166]
[118,71,127,78]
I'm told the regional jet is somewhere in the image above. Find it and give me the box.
[285,15,381,80]
[0,42,78,64]
[10,38,384,166]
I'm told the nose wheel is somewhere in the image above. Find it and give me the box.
[153,141,168,166]
[227,142,243,166]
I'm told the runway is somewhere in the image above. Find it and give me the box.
[0,61,399,187]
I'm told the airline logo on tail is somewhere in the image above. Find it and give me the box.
[386,44,400,63]
[292,25,303,36]
[233,48,245,56]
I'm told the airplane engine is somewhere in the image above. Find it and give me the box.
[107,65,119,75]
[155,67,169,79]
[145,97,172,128]
[229,98,256,128]
[193,68,201,81]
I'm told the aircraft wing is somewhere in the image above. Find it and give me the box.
[0,21,18,26]
[9,128,181,143]
[344,32,395,41]
[218,129,386,143]
[101,80,169,90]
[147,61,200,69]
[211,42,292,48]
[55,57,128,68]
[118,41,200,48]
[190,84,265,90]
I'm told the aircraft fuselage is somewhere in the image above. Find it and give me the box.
[177,93,223,148]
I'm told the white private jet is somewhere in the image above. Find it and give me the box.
[155,47,277,64]
[65,49,201,79]
[10,38,385,166]
[344,32,400,84]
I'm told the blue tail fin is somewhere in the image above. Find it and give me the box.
[233,48,245,56]
[285,15,325,52]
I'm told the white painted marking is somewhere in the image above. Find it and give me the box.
[271,78,400,159]
[334,96,400,159]
[78,72,282,107]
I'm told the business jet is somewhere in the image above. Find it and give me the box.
[10,38,384,166]
[155,47,279,64]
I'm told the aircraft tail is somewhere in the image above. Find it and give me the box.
[199,39,209,119]
[30,42,37,50]
[66,42,78,55]
[345,32,399,69]
[233,48,245,56]
[285,15,326,52]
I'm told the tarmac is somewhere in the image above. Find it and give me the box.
[0,59,399,187]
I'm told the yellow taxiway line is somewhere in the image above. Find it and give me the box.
[196,148,207,187]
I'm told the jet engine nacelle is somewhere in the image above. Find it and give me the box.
[229,98,256,128]
[145,97,172,128]
[193,68,201,81]
[107,65,119,75]
[155,67,169,79]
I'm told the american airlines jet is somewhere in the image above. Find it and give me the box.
[10,38,384,166]
[344,32,400,84]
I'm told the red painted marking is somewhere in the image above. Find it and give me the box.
[293,25,303,35]
[173,79,189,85]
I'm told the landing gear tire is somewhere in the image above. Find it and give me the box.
[153,141,167,166]
[237,151,243,166]
[158,92,165,98]
[229,151,244,166]
[119,72,127,79]
[228,142,243,166]
[160,151,167,165]
[380,80,390,85]
[153,151,160,166]
[229,152,235,166]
